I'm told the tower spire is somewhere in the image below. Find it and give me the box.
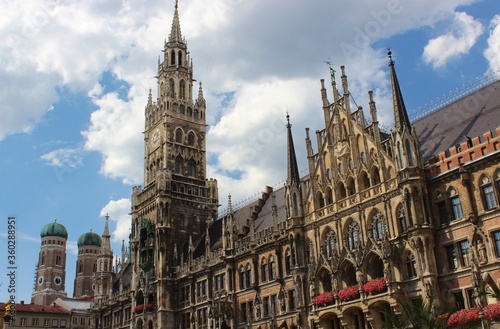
[101,214,112,254]
[169,0,182,43]
[286,113,300,187]
[388,49,411,132]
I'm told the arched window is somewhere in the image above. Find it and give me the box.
[240,266,246,289]
[187,107,192,116]
[175,156,183,174]
[93,262,97,272]
[405,139,414,166]
[347,221,361,251]
[397,204,407,233]
[170,50,175,65]
[405,192,414,226]
[359,171,370,190]
[347,177,356,196]
[187,159,196,177]
[325,187,333,205]
[175,129,183,143]
[371,166,381,185]
[41,253,45,265]
[177,50,183,66]
[449,188,463,220]
[316,191,325,208]
[480,175,498,210]
[56,254,61,266]
[179,105,185,114]
[360,152,366,164]
[323,228,338,259]
[338,182,347,199]
[269,256,276,280]
[179,80,186,100]
[261,258,268,282]
[406,252,417,278]
[79,261,83,273]
[371,210,384,241]
[169,79,175,97]
[188,132,195,146]
[193,109,198,119]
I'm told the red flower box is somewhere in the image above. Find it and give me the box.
[483,303,500,321]
[363,278,387,295]
[337,285,360,302]
[447,307,480,328]
[133,304,144,313]
[146,303,155,311]
[312,292,335,306]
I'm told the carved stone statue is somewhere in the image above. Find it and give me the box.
[309,280,316,298]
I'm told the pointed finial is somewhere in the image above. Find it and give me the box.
[228,194,233,214]
[387,48,394,65]
[286,112,291,128]
[90,228,93,232]
[54,218,58,222]
[175,0,178,10]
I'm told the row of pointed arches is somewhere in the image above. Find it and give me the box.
[174,128,198,146]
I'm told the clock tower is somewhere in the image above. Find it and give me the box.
[130,1,219,328]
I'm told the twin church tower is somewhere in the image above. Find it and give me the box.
[31,216,119,305]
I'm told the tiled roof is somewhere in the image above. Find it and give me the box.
[414,80,500,161]
[0,302,70,314]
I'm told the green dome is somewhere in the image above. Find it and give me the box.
[41,220,68,239]
[77,231,102,247]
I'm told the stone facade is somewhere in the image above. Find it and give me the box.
[88,2,500,329]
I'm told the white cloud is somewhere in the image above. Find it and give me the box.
[423,11,484,68]
[99,198,132,242]
[41,148,83,168]
[484,15,500,77]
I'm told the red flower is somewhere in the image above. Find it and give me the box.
[312,292,335,306]
[146,303,155,311]
[447,307,480,328]
[337,285,360,302]
[362,278,387,295]
[133,304,144,313]
[483,303,500,321]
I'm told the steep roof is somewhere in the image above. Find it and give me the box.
[0,302,70,314]
[414,80,500,161]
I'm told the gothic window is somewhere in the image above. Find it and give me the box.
[188,132,195,146]
[56,254,61,266]
[323,228,338,259]
[449,188,463,220]
[316,191,325,208]
[179,105,185,114]
[269,256,276,280]
[405,252,417,278]
[361,152,366,164]
[338,162,343,174]
[187,159,196,177]
[239,266,246,289]
[405,139,414,166]
[177,50,183,66]
[179,80,186,100]
[493,230,500,257]
[371,210,384,241]
[79,261,83,273]
[325,187,333,205]
[435,192,449,224]
[170,50,175,65]
[261,258,268,282]
[359,171,370,190]
[41,253,45,265]
[175,156,183,174]
[175,129,183,143]
[193,109,198,119]
[338,182,347,199]
[187,107,192,116]
[371,166,381,185]
[396,204,407,233]
[480,176,498,210]
[349,158,354,169]
[446,245,458,271]
[347,221,361,251]
[347,177,356,196]
[405,191,414,226]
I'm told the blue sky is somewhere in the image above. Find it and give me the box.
[0,0,499,303]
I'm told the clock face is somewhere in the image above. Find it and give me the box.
[38,276,44,285]
[151,129,160,148]
[54,276,62,285]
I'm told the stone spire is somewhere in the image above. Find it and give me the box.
[101,214,112,254]
[286,114,300,187]
[169,0,182,43]
[388,49,411,133]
